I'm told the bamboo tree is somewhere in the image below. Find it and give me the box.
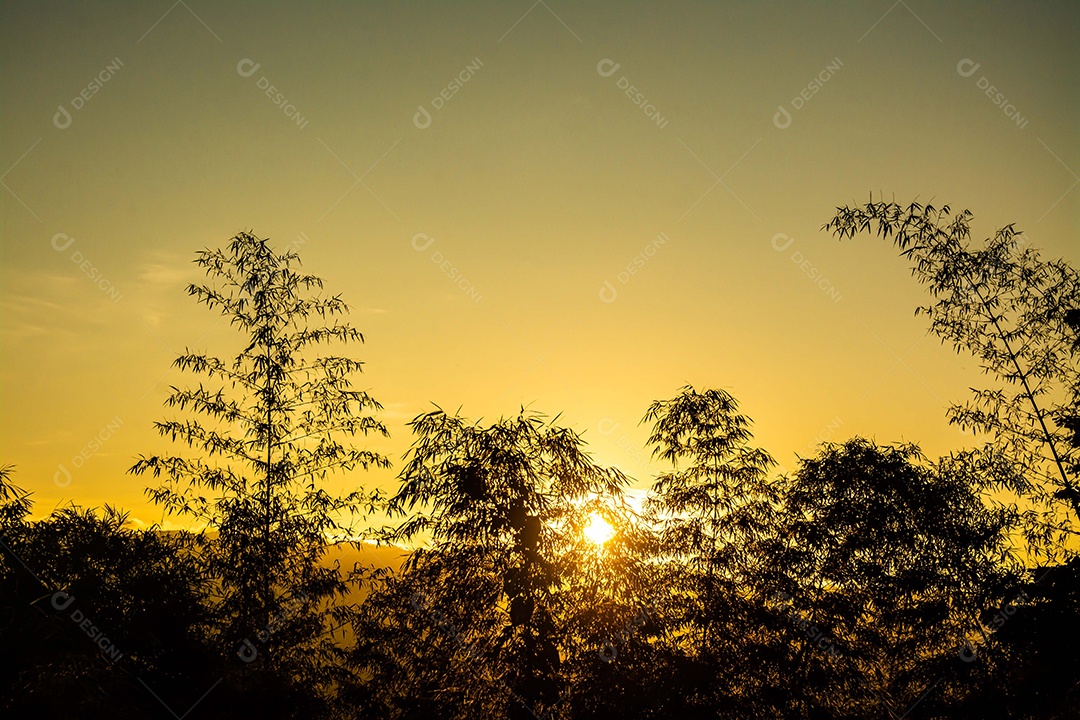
[825,198,1080,559]
[354,408,640,719]
[643,386,779,713]
[0,464,30,532]
[765,439,1017,718]
[130,231,389,714]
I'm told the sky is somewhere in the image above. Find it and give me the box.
[1,1,1077,527]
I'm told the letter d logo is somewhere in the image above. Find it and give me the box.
[237,639,258,663]
[53,105,72,130]
[54,464,72,488]
[599,280,618,304]
[413,105,432,129]
[51,591,75,611]
[596,417,620,436]
[596,59,621,78]
[771,233,795,252]
[236,58,261,78]
[411,233,435,251]
[773,105,792,130]
[956,58,981,78]
[51,233,75,252]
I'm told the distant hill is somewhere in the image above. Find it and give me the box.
[327,541,411,606]
[152,528,410,603]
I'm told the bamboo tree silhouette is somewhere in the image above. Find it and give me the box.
[642,386,779,714]
[130,231,389,713]
[1062,310,1080,476]
[765,439,1018,718]
[355,408,633,719]
[825,199,1080,560]
[0,464,30,532]
[5,214,1072,718]
[644,386,777,648]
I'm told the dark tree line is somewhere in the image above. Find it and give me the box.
[2,203,1078,719]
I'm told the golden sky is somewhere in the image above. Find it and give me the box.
[1,1,1077,527]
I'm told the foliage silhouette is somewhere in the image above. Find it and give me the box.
[351,407,652,720]
[129,231,389,717]
[0,464,30,531]
[5,203,1078,718]
[825,198,1080,560]
[946,306,1080,719]
[951,558,1080,719]
[640,385,782,717]
[0,475,216,719]
[763,439,1020,718]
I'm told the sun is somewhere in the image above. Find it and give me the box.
[583,513,614,546]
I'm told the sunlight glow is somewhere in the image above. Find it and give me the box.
[584,513,614,546]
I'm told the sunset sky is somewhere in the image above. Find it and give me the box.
[1,1,1077,527]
